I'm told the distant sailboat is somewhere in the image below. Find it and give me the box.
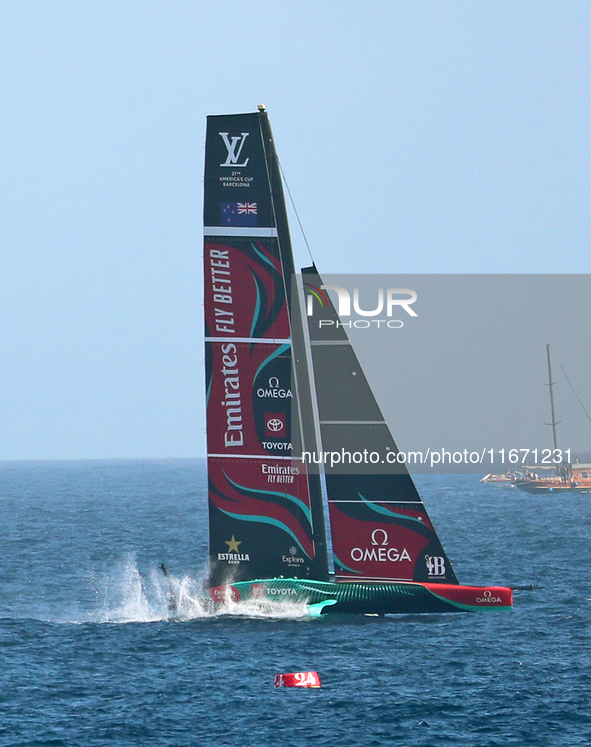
[516,345,591,494]
[203,107,512,614]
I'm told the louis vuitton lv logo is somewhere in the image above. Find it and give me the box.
[219,132,250,167]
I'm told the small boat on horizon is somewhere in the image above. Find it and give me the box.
[484,345,591,494]
[481,472,523,485]
[515,461,591,494]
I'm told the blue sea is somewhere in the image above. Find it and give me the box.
[1,460,589,747]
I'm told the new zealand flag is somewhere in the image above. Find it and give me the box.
[220,202,258,227]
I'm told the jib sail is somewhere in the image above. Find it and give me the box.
[302,266,458,585]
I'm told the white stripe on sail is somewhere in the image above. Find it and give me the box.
[204,226,278,237]
[205,337,291,344]
[208,453,296,461]
[320,421,386,425]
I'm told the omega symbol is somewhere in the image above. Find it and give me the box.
[371,529,389,546]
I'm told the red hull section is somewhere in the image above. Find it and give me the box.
[422,583,513,609]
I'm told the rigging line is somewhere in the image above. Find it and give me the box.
[277,155,315,265]
[552,351,591,426]
[522,381,543,449]
[257,115,294,338]
[502,408,520,442]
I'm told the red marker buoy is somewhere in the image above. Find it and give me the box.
[274,671,321,688]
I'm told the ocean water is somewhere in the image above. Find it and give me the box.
[1,460,590,747]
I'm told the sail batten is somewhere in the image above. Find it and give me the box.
[205,227,279,237]
[320,421,386,425]
[207,453,297,460]
[205,337,291,344]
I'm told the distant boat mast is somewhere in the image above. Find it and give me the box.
[545,344,560,455]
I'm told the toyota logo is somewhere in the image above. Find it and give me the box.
[267,418,283,432]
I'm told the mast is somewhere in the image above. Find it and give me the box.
[545,343,560,453]
[258,109,330,579]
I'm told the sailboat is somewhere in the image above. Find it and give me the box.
[515,345,591,494]
[203,106,512,614]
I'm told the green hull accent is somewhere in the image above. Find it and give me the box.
[220,578,512,615]
[305,599,338,616]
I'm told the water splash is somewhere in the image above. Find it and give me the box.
[87,554,210,623]
[86,555,313,623]
[212,595,312,620]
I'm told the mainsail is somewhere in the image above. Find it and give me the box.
[302,267,458,584]
[204,110,328,586]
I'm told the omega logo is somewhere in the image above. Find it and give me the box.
[351,528,411,563]
[476,589,502,603]
[257,376,293,399]
[371,529,388,546]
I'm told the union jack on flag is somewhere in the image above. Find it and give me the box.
[237,202,257,215]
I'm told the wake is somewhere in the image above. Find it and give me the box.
[81,555,311,623]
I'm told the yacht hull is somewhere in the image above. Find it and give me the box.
[208,578,513,615]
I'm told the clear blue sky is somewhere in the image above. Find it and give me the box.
[1,2,590,459]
